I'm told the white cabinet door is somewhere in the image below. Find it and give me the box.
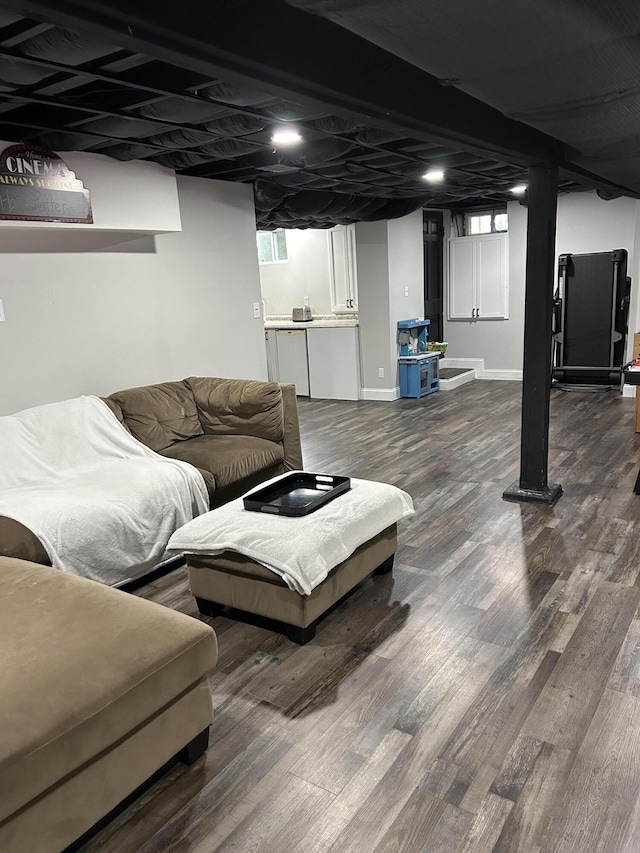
[276,330,309,396]
[328,225,358,312]
[448,236,475,319]
[476,234,508,319]
[448,233,508,320]
[265,329,279,383]
[307,326,360,400]
[345,223,358,310]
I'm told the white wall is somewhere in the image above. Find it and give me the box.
[258,228,333,315]
[387,208,425,367]
[444,191,639,371]
[555,193,637,258]
[0,167,266,415]
[357,210,424,396]
[355,220,390,392]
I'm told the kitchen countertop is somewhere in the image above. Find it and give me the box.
[264,314,358,329]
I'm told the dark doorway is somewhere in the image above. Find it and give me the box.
[423,210,444,341]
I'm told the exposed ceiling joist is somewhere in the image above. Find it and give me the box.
[0,0,635,228]
[3,0,634,202]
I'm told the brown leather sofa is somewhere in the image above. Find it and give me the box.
[0,376,303,570]
[0,555,218,853]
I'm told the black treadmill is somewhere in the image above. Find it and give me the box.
[552,249,631,389]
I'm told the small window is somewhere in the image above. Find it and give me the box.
[469,214,492,235]
[494,212,508,232]
[466,210,508,235]
[257,230,288,263]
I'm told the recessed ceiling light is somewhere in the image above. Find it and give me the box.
[422,168,445,182]
[510,184,527,195]
[271,129,303,146]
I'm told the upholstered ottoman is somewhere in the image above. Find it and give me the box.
[169,475,414,644]
[0,557,218,853]
[187,524,397,643]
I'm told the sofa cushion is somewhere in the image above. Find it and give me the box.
[185,376,284,442]
[161,434,285,489]
[194,466,216,501]
[0,557,217,826]
[107,381,203,452]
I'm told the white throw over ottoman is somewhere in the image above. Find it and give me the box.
[168,475,414,644]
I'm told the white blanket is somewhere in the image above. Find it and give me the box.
[168,473,414,594]
[0,395,209,585]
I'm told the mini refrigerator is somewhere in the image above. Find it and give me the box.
[276,329,310,396]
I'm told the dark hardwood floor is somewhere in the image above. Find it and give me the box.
[81,381,640,852]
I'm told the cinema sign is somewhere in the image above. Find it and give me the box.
[0,144,92,223]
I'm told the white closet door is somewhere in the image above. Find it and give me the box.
[476,233,508,319]
[448,236,475,319]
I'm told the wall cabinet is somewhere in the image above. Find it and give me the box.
[328,224,358,312]
[448,233,508,320]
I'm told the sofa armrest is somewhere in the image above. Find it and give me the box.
[279,383,303,470]
[100,396,127,427]
[0,516,50,564]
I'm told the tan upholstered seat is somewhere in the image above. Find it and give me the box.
[0,557,217,853]
[161,433,285,489]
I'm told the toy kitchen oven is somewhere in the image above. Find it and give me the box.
[397,318,440,398]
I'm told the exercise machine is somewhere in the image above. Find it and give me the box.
[552,249,631,389]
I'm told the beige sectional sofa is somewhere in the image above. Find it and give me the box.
[0,555,218,853]
[0,376,302,574]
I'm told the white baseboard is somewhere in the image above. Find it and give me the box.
[482,368,523,381]
[361,359,521,401]
[441,358,522,381]
[360,386,400,401]
[362,365,632,399]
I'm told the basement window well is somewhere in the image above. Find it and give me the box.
[257,230,288,264]
[466,210,508,235]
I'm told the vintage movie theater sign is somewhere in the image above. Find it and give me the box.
[0,145,92,223]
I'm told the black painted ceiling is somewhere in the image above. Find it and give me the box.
[289,0,640,197]
[0,1,635,228]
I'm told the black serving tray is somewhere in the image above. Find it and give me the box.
[243,472,351,516]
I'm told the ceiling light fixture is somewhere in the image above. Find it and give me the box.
[510,184,527,195]
[271,129,303,146]
[422,168,445,182]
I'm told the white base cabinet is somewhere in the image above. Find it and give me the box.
[265,329,279,383]
[275,329,310,396]
[306,326,360,401]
